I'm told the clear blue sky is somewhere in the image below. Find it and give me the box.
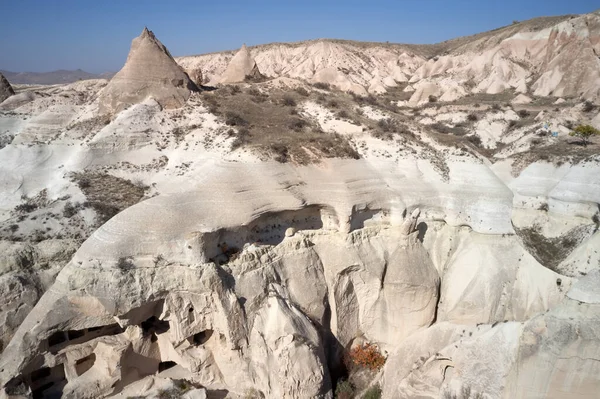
[0,0,597,73]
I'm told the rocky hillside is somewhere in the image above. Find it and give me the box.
[0,16,599,399]
[178,11,600,101]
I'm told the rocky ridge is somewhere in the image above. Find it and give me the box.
[177,12,600,101]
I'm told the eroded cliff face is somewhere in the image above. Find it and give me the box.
[0,155,596,398]
[1,16,600,398]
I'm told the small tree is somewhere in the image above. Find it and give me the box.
[570,124,600,146]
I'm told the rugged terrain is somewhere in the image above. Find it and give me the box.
[0,10,599,399]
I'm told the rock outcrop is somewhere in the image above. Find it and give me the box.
[220,44,263,83]
[0,73,15,104]
[99,27,197,113]
[178,11,600,100]
[1,10,600,399]
[186,67,204,87]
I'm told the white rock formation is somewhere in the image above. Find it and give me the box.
[409,82,441,105]
[219,44,263,84]
[98,27,197,113]
[511,94,533,104]
[177,12,600,100]
[312,67,368,95]
[1,11,600,399]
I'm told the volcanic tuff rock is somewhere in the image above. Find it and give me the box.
[1,11,600,399]
[0,73,14,104]
[219,44,264,84]
[178,12,600,101]
[98,27,197,113]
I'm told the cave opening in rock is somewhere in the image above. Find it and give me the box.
[188,329,214,346]
[141,315,170,335]
[75,353,96,376]
[46,324,125,353]
[28,363,67,399]
[158,361,178,372]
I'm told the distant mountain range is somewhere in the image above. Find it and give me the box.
[0,69,114,85]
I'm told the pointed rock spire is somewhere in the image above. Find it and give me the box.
[99,27,197,113]
[220,44,264,83]
[0,73,15,104]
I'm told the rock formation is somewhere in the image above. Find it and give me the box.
[0,73,15,104]
[186,67,204,87]
[1,9,600,399]
[178,11,600,100]
[219,44,264,83]
[99,27,197,113]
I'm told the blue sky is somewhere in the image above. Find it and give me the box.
[0,0,597,73]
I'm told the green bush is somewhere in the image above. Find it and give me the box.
[569,124,600,146]
[363,384,382,399]
[335,379,355,399]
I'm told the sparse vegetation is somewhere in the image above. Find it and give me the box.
[228,85,242,95]
[467,113,478,121]
[313,82,331,90]
[72,173,148,225]
[428,95,438,103]
[117,256,134,271]
[569,124,600,147]
[294,87,309,97]
[337,110,350,119]
[430,123,468,136]
[14,190,48,215]
[231,127,251,150]
[582,100,595,113]
[363,385,382,399]
[516,225,581,271]
[281,95,297,107]
[62,201,83,218]
[335,379,355,399]
[517,109,531,118]
[225,111,249,127]
[467,135,482,147]
[203,86,361,163]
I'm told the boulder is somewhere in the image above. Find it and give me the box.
[186,67,203,87]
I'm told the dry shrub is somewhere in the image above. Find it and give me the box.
[281,95,297,107]
[225,111,248,126]
[313,82,330,90]
[294,87,309,97]
[346,343,386,371]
